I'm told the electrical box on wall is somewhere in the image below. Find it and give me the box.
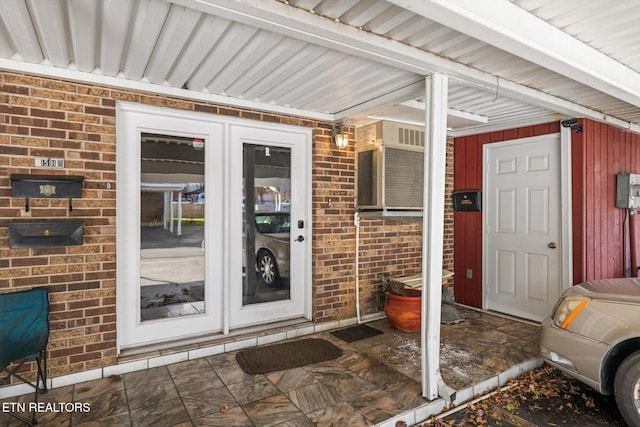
[356,121,425,211]
[616,173,640,209]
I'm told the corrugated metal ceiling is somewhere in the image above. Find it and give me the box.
[513,0,640,71]
[0,0,639,135]
[285,0,640,127]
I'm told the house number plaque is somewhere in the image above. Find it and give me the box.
[35,157,65,168]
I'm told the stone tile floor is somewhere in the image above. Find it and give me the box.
[0,307,540,426]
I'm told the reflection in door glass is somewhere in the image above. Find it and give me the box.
[140,133,205,321]
[243,144,291,305]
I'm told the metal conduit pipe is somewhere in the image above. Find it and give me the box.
[630,209,639,277]
[354,212,361,323]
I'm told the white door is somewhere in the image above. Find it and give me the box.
[228,124,310,329]
[484,134,562,321]
[117,104,224,349]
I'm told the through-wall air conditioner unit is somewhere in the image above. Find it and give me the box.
[356,121,425,211]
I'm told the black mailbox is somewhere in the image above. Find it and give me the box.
[8,220,84,248]
[453,190,482,212]
[10,174,83,212]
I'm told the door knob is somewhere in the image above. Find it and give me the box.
[296,235,304,242]
[548,242,557,249]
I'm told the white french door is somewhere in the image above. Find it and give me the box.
[117,103,311,350]
[228,124,310,329]
[117,103,224,349]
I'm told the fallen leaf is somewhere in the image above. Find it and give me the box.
[586,399,596,408]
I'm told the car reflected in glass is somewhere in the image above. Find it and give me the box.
[254,213,290,286]
[243,212,290,287]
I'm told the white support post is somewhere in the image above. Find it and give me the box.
[421,73,449,400]
[169,191,175,234]
[163,191,170,229]
[177,192,183,236]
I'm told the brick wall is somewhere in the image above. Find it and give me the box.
[313,132,455,321]
[0,71,454,383]
[0,73,119,381]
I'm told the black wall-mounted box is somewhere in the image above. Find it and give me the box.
[11,174,83,199]
[10,174,83,211]
[8,221,84,248]
[453,190,482,212]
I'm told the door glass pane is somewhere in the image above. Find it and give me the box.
[140,133,205,321]
[242,144,291,305]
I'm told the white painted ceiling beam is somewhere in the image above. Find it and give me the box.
[450,114,563,138]
[368,112,565,137]
[401,100,488,124]
[333,80,426,120]
[366,115,424,127]
[388,0,640,108]
[446,107,488,124]
[170,0,640,131]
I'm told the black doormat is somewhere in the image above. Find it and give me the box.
[330,324,383,343]
[236,338,342,375]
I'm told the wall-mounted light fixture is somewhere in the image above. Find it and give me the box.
[332,126,348,148]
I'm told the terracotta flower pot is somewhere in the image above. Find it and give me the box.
[384,291,421,332]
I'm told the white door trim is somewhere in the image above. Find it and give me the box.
[559,126,573,288]
[482,130,572,318]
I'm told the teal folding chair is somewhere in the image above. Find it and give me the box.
[0,288,49,426]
